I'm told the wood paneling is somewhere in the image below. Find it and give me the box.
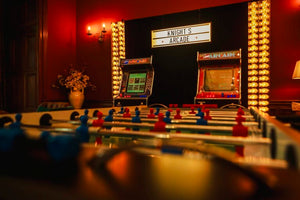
[1,0,39,112]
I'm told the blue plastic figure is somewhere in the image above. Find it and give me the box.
[196,107,204,117]
[0,128,24,152]
[118,107,124,114]
[196,112,208,126]
[84,109,89,117]
[154,107,160,115]
[40,131,80,162]
[9,113,22,129]
[132,110,141,131]
[105,109,114,122]
[163,111,172,124]
[76,115,89,143]
[132,110,141,123]
[40,131,51,140]
[104,109,114,129]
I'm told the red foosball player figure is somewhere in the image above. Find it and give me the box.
[232,115,248,157]
[92,111,104,145]
[147,108,156,118]
[92,111,104,127]
[236,107,246,122]
[204,109,212,120]
[237,107,245,116]
[174,108,182,119]
[153,113,166,132]
[189,106,196,114]
[123,108,131,118]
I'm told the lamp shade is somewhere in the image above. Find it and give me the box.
[292,60,300,79]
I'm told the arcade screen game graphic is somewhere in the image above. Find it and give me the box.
[195,49,241,106]
[204,68,238,91]
[126,73,147,93]
[114,56,154,106]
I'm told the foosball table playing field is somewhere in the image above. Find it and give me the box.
[1,105,300,200]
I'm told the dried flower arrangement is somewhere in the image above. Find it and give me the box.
[52,64,96,92]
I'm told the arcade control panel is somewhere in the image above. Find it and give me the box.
[114,57,154,107]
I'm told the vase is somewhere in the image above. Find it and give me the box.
[68,88,84,109]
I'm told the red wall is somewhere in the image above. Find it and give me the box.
[44,0,300,103]
[270,0,300,100]
[43,0,77,101]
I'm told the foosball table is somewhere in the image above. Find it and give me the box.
[1,105,300,199]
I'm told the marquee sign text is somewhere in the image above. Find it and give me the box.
[151,23,211,48]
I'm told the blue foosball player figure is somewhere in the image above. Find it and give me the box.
[196,107,204,117]
[0,128,24,152]
[9,113,22,129]
[104,109,114,130]
[40,131,81,162]
[105,109,114,122]
[163,111,172,124]
[154,107,160,115]
[163,111,172,132]
[84,109,89,116]
[196,112,207,126]
[196,112,209,134]
[76,115,89,143]
[132,110,141,131]
[118,107,124,114]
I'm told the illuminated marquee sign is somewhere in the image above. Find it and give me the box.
[197,50,241,61]
[120,57,152,66]
[151,23,211,48]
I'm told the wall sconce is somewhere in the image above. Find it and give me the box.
[292,60,300,79]
[87,26,92,35]
[292,60,300,112]
[98,23,107,43]
[86,23,107,43]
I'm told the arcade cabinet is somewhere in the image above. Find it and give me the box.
[113,56,154,106]
[195,49,242,107]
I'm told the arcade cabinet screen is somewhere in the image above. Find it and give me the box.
[126,72,147,93]
[204,68,234,91]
